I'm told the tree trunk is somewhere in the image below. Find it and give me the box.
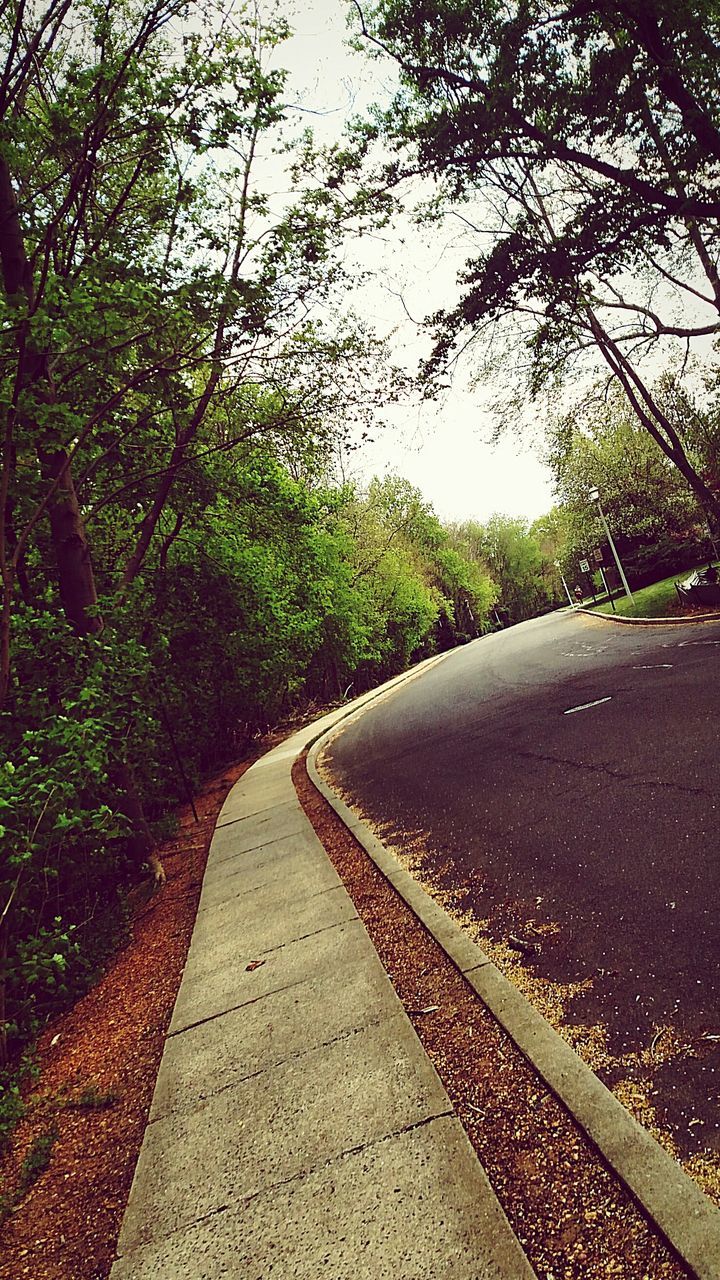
[38,446,103,636]
[0,917,8,1070]
[0,152,164,885]
[121,457,179,589]
[588,310,720,538]
[108,760,166,886]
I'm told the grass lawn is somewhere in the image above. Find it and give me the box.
[592,567,711,618]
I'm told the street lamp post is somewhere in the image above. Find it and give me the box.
[588,487,633,601]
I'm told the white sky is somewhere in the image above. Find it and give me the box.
[276,0,556,524]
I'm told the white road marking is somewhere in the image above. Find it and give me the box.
[677,639,720,647]
[563,696,613,715]
[632,664,674,669]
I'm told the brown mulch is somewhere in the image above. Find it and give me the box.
[0,755,255,1280]
[292,754,690,1280]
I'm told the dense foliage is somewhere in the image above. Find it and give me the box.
[447,514,557,624]
[547,383,719,586]
[0,1,503,1077]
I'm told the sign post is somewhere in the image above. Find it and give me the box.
[588,488,633,600]
[579,559,597,603]
[598,565,616,612]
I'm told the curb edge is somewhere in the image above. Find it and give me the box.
[306,704,720,1280]
[578,606,720,626]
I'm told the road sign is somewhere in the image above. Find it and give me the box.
[579,558,590,573]
[593,547,603,563]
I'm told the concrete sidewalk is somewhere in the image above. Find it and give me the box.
[110,703,536,1279]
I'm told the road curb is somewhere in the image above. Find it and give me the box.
[579,606,720,625]
[306,699,720,1280]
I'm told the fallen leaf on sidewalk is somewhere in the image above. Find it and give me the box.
[245,960,266,972]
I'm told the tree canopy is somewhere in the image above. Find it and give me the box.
[348,0,720,527]
[0,0,498,1076]
[547,381,718,582]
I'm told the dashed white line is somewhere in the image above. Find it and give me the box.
[563,696,613,715]
[632,664,674,669]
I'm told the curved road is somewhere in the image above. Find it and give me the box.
[326,609,720,1158]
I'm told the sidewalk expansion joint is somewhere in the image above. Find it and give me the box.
[177,920,360,1007]
[281,881,347,906]
[115,1201,234,1262]
[215,806,302,832]
[210,826,311,866]
[237,1109,457,1213]
[168,978,307,1038]
[196,877,343,915]
[253,915,360,956]
[149,1017,397,1125]
[461,961,493,976]
[120,1109,456,1263]
[195,873,276,909]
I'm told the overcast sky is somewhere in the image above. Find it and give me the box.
[276,0,556,524]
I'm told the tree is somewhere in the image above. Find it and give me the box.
[303,474,498,696]
[349,0,720,530]
[352,1,720,229]
[0,0,400,1068]
[448,514,549,623]
[547,386,712,580]
[529,506,571,604]
[0,0,397,692]
[0,0,394,846]
[0,0,211,901]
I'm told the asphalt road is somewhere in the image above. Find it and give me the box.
[325,609,720,1157]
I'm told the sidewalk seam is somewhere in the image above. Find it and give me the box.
[168,978,307,1037]
[214,811,306,833]
[248,915,360,955]
[116,1111,458,1263]
[151,1016,406,1126]
[196,877,344,915]
[210,827,309,863]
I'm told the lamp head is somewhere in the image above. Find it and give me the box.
[588,486,600,503]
